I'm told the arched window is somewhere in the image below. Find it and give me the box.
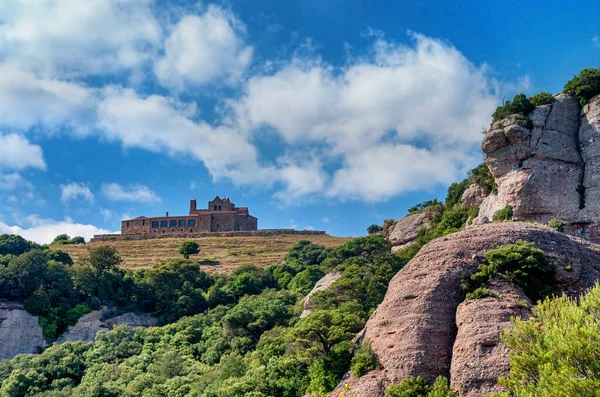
[188,219,196,227]
[151,221,159,228]
[214,205,217,210]
[179,219,186,227]
[170,220,177,227]
[218,205,222,210]
[160,220,168,228]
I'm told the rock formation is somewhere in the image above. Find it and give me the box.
[333,222,600,396]
[301,270,342,318]
[474,93,600,243]
[387,212,432,253]
[0,302,46,360]
[57,307,157,343]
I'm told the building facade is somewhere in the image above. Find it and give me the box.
[121,197,258,236]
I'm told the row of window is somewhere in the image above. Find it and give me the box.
[151,219,196,228]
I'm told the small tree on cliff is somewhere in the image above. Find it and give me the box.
[179,241,200,259]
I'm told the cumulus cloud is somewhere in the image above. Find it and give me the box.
[60,183,94,203]
[154,6,253,89]
[102,183,161,203]
[0,215,113,244]
[0,173,24,190]
[0,0,162,77]
[0,133,46,170]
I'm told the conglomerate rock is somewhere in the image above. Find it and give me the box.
[387,211,432,253]
[333,222,600,396]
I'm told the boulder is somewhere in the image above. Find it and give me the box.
[0,302,46,360]
[301,270,343,318]
[461,183,486,207]
[337,222,600,396]
[57,307,157,343]
[387,212,432,253]
[450,279,531,397]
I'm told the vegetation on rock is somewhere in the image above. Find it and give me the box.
[547,218,566,232]
[496,283,600,396]
[492,205,513,221]
[563,68,600,107]
[387,376,457,397]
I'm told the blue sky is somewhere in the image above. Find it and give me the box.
[0,0,598,243]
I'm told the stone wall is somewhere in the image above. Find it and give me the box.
[92,229,327,242]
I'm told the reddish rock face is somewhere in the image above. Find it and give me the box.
[334,222,600,396]
[387,211,432,253]
[474,94,600,243]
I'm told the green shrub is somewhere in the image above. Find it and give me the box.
[466,287,498,300]
[528,91,555,106]
[492,93,535,123]
[496,283,600,396]
[351,341,379,378]
[492,205,513,221]
[408,199,442,214]
[463,240,555,302]
[547,218,566,232]
[367,224,383,234]
[445,179,470,208]
[178,241,200,259]
[563,68,600,107]
[468,163,496,195]
[387,376,456,397]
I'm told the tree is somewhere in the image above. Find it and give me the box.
[70,236,86,244]
[563,68,600,106]
[367,224,383,234]
[85,246,121,277]
[52,234,70,245]
[178,241,200,259]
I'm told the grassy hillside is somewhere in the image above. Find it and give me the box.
[51,234,352,272]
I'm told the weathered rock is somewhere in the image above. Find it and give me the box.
[329,370,387,397]
[0,302,46,360]
[450,279,531,397]
[461,183,486,207]
[301,270,342,318]
[387,212,431,253]
[341,222,600,396]
[474,94,600,242]
[57,307,157,343]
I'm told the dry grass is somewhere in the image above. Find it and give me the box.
[51,235,353,273]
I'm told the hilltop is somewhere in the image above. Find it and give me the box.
[51,234,352,272]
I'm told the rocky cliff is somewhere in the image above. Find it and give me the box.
[474,93,600,242]
[332,222,600,396]
[0,302,46,360]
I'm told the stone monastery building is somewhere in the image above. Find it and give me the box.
[121,197,258,237]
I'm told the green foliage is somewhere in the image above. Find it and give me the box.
[468,162,496,195]
[492,205,513,221]
[178,240,200,259]
[548,218,566,232]
[387,376,456,397]
[528,91,555,106]
[367,224,383,234]
[463,240,555,302]
[465,287,498,300]
[445,180,470,208]
[492,93,535,123]
[563,68,600,107]
[408,199,442,214]
[496,283,600,396]
[51,235,85,245]
[284,240,331,267]
[351,341,379,378]
[0,234,40,256]
[84,246,121,276]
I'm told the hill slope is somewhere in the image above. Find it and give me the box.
[51,235,352,272]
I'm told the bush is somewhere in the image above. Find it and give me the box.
[387,376,456,397]
[408,199,442,214]
[445,179,470,208]
[468,163,496,195]
[528,91,555,106]
[351,341,379,378]
[547,218,566,232]
[178,241,200,259]
[492,205,513,221]
[367,224,383,234]
[497,283,600,396]
[563,68,600,107]
[465,287,498,300]
[492,93,535,123]
[463,240,555,302]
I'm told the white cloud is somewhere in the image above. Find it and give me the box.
[0,215,113,244]
[0,173,24,190]
[60,183,94,203]
[0,0,162,77]
[0,134,46,170]
[154,6,253,89]
[102,183,161,203]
